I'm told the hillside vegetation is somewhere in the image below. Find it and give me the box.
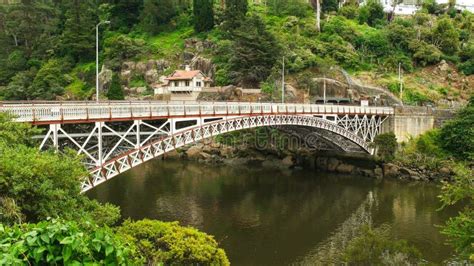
[0,0,473,105]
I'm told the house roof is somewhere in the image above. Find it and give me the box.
[165,70,202,81]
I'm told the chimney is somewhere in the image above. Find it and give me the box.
[185,65,191,71]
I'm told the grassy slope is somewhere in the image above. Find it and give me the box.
[67,4,472,104]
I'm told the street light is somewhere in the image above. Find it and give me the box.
[96,21,110,102]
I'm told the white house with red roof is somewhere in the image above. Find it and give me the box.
[154,66,212,101]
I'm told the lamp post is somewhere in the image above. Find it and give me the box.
[96,21,110,102]
[281,56,285,104]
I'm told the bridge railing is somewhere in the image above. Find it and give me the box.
[0,101,394,123]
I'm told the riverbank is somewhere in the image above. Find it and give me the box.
[163,137,454,182]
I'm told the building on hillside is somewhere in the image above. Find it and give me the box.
[357,0,474,15]
[154,66,212,101]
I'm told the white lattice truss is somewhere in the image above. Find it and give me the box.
[0,101,394,192]
[34,114,389,192]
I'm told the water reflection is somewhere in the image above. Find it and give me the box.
[88,159,457,265]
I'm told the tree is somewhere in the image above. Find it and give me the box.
[28,59,68,100]
[0,219,137,265]
[227,15,280,87]
[104,34,146,70]
[223,0,248,31]
[439,98,474,161]
[60,0,97,62]
[140,0,176,34]
[358,0,385,27]
[432,18,460,55]
[193,0,215,33]
[438,166,474,260]
[116,219,230,265]
[372,132,398,161]
[0,114,120,225]
[107,73,125,100]
[310,0,321,32]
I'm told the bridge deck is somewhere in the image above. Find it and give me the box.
[0,101,394,124]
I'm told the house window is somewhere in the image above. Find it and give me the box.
[174,81,178,87]
[196,81,202,87]
[185,81,190,86]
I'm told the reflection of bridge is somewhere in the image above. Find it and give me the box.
[1,101,393,192]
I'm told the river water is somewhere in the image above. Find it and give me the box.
[88,159,458,265]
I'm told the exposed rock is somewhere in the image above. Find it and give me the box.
[383,163,400,178]
[190,56,215,79]
[282,156,294,167]
[374,166,383,179]
[200,152,212,160]
[121,70,132,82]
[439,167,451,175]
[438,60,449,72]
[122,61,135,71]
[327,158,340,172]
[336,163,354,174]
[165,149,180,159]
[135,62,147,73]
[135,87,147,94]
[183,52,195,62]
[98,65,113,91]
[186,146,202,159]
[145,69,159,83]
[156,59,170,71]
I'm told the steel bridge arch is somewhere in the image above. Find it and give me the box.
[83,114,371,193]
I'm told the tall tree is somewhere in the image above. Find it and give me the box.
[310,0,321,32]
[107,73,125,100]
[223,0,248,31]
[60,0,97,62]
[140,0,176,34]
[227,15,280,87]
[193,0,214,32]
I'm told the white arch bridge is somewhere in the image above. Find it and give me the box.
[0,101,394,192]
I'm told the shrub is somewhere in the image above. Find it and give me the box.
[104,34,146,70]
[358,0,385,27]
[0,219,136,265]
[439,99,474,161]
[117,219,230,265]
[29,59,69,100]
[432,18,460,55]
[439,166,474,260]
[338,4,359,19]
[372,132,398,161]
[107,73,125,100]
[409,40,442,66]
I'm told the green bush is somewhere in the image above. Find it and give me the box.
[117,219,230,265]
[338,4,359,19]
[432,17,460,55]
[439,99,474,161]
[0,219,136,265]
[0,114,120,226]
[439,166,474,260]
[104,34,146,70]
[372,132,398,161]
[358,0,385,27]
[107,73,125,100]
[409,40,442,66]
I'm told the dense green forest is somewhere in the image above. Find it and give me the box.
[0,0,472,104]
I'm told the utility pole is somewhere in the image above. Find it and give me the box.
[96,21,110,102]
[398,62,403,105]
[282,56,285,104]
